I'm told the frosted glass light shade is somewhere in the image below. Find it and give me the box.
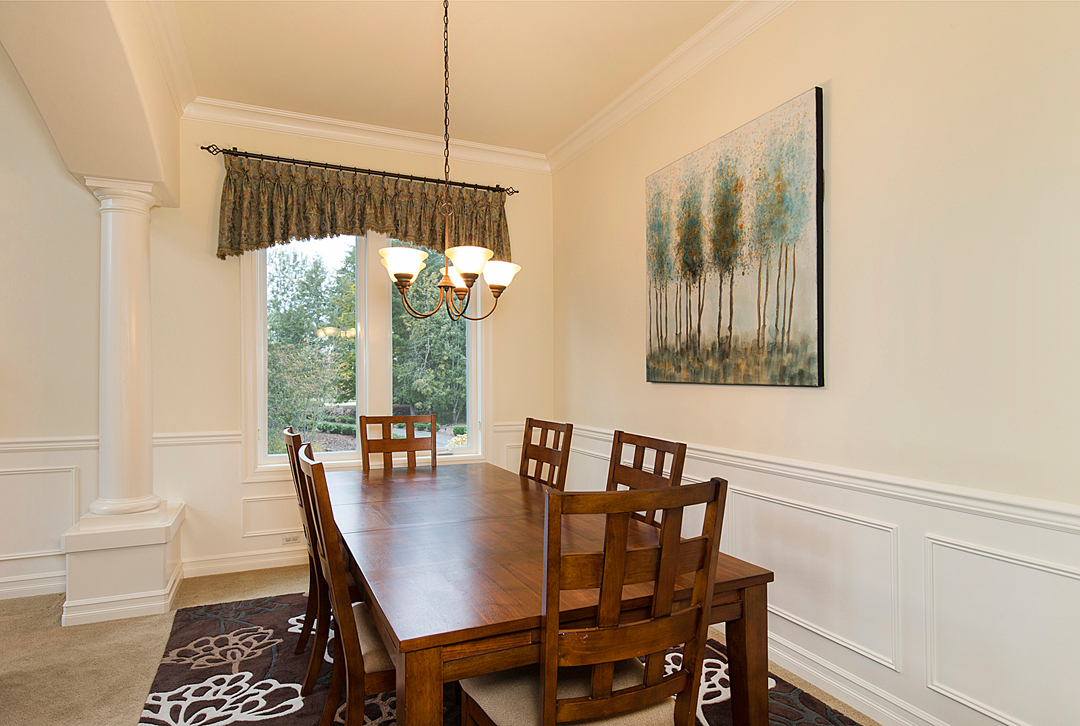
[482,261,521,288]
[447,265,467,290]
[381,258,425,282]
[379,247,428,278]
[444,245,493,275]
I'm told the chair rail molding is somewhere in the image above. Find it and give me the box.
[569,425,1080,534]
[0,436,99,454]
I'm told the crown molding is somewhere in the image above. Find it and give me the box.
[139,0,197,118]
[546,0,795,173]
[183,97,552,175]
[139,0,791,177]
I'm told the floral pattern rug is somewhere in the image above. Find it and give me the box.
[141,593,864,726]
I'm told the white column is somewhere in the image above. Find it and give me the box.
[86,177,161,515]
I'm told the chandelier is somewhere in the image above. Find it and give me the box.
[379,0,519,321]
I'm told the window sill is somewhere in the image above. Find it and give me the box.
[242,450,488,484]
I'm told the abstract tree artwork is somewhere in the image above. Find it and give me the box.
[646,88,824,386]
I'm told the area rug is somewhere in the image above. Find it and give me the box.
[141,593,863,726]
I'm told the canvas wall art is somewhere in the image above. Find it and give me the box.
[646,87,824,387]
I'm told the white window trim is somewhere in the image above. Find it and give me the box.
[240,233,494,483]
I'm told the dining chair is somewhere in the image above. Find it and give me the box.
[297,443,396,726]
[606,431,687,527]
[283,428,331,696]
[358,414,437,472]
[460,477,729,726]
[519,418,574,490]
[285,429,366,696]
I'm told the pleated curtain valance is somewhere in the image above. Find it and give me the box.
[215,155,512,261]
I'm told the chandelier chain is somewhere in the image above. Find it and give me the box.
[443,0,451,192]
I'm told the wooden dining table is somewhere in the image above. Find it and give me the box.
[326,462,773,726]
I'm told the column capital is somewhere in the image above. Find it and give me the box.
[84,177,160,212]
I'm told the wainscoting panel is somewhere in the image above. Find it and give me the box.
[731,489,899,670]
[0,450,92,598]
[0,467,79,560]
[242,495,303,538]
[558,424,1080,726]
[927,536,1080,726]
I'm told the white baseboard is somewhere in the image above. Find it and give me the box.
[62,561,183,626]
[182,546,308,579]
[0,570,66,600]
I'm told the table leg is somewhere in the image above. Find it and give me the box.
[396,647,444,726]
[726,584,769,726]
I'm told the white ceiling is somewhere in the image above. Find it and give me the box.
[172,1,732,156]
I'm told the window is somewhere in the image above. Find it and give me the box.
[241,232,488,480]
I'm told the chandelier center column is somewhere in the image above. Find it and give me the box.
[87,177,160,515]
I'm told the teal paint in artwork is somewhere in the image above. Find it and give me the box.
[645,87,824,387]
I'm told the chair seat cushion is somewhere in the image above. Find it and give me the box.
[460,657,675,726]
[351,601,393,674]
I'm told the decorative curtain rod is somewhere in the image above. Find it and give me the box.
[200,144,519,196]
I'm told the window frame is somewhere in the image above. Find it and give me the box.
[240,232,493,483]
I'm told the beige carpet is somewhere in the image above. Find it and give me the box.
[0,565,308,726]
[0,566,879,726]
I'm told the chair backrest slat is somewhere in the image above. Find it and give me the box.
[541,477,728,726]
[606,431,688,527]
[358,414,437,472]
[519,418,573,490]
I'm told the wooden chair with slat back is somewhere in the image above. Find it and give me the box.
[297,444,396,726]
[519,418,574,490]
[460,477,729,726]
[283,428,331,696]
[606,431,687,527]
[358,414,437,471]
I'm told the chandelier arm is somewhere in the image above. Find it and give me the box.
[444,285,472,319]
[450,294,500,322]
[399,285,448,319]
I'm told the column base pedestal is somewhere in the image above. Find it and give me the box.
[89,492,162,515]
[61,501,185,626]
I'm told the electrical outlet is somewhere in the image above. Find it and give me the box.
[282,533,301,545]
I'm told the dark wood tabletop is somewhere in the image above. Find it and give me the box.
[327,462,773,726]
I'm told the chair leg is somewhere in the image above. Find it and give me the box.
[295,557,319,655]
[302,584,331,696]
[342,661,367,726]
[319,651,344,726]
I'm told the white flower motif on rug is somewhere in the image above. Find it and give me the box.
[141,671,304,726]
[285,614,337,663]
[331,692,397,725]
[162,627,282,673]
[665,649,777,724]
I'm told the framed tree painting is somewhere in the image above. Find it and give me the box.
[646,87,824,387]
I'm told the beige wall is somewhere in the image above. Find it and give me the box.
[552,1,1080,505]
[0,46,100,438]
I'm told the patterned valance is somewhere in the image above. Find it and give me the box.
[215,155,511,261]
